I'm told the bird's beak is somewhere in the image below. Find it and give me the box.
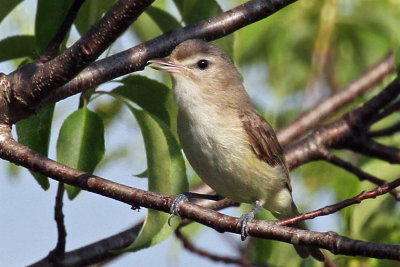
[147,58,182,73]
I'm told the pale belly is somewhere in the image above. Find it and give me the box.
[177,110,288,207]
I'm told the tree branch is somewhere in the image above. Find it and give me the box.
[39,0,87,63]
[345,138,400,164]
[369,121,400,137]
[1,124,400,260]
[277,176,400,227]
[285,78,400,169]
[31,186,237,266]
[371,100,400,123]
[321,151,400,199]
[277,51,395,146]
[4,0,154,124]
[175,229,257,267]
[35,0,298,121]
[30,223,143,267]
[48,182,67,263]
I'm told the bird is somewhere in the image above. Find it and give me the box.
[147,39,324,261]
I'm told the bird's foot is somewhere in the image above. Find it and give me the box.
[168,192,223,226]
[168,193,190,226]
[237,211,255,241]
[236,201,263,241]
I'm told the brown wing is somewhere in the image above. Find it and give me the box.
[239,107,292,192]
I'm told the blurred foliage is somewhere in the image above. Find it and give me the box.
[1,0,400,266]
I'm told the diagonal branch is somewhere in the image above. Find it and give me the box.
[321,151,400,199]
[346,138,400,164]
[371,100,400,123]
[277,177,400,227]
[31,188,237,266]
[39,0,87,63]
[5,0,154,124]
[285,78,400,170]
[30,223,143,267]
[369,121,400,137]
[175,229,256,267]
[278,51,395,146]
[35,0,298,121]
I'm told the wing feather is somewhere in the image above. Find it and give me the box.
[239,107,292,192]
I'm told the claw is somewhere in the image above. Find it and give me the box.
[168,193,189,226]
[237,212,255,241]
[236,201,263,241]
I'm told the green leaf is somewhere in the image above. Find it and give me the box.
[128,108,188,251]
[172,0,184,14]
[173,0,234,58]
[145,6,181,33]
[0,0,23,24]
[0,35,37,62]
[131,13,162,42]
[114,75,178,135]
[109,83,188,251]
[57,107,105,199]
[74,0,115,36]
[16,105,55,190]
[35,0,74,53]
[131,0,171,41]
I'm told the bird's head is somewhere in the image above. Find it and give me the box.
[148,39,243,91]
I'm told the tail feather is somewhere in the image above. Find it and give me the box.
[273,203,325,262]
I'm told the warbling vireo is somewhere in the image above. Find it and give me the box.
[148,39,324,261]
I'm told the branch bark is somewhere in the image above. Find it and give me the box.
[284,79,400,169]
[3,0,154,124]
[36,0,298,121]
[30,223,143,267]
[39,0,87,63]
[1,117,400,260]
[278,51,395,146]
[278,176,400,226]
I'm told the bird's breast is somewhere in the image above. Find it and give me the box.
[177,104,283,204]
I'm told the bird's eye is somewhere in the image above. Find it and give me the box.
[197,59,209,70]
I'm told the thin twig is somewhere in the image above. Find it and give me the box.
[47,182,67,264]
[371,100,400,123]
[277,177,400,227]
[321,151,400,200]
[175,229,268,267]
[39,0,86,63]
[285,78,400,170]
[31,187,237,266]
[278,51,395,146]
[346,138,400,164]
[369,121,400,137]
[30,222,143,267]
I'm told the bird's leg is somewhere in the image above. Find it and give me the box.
[237,200,265,241]
[168,192,223,225]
